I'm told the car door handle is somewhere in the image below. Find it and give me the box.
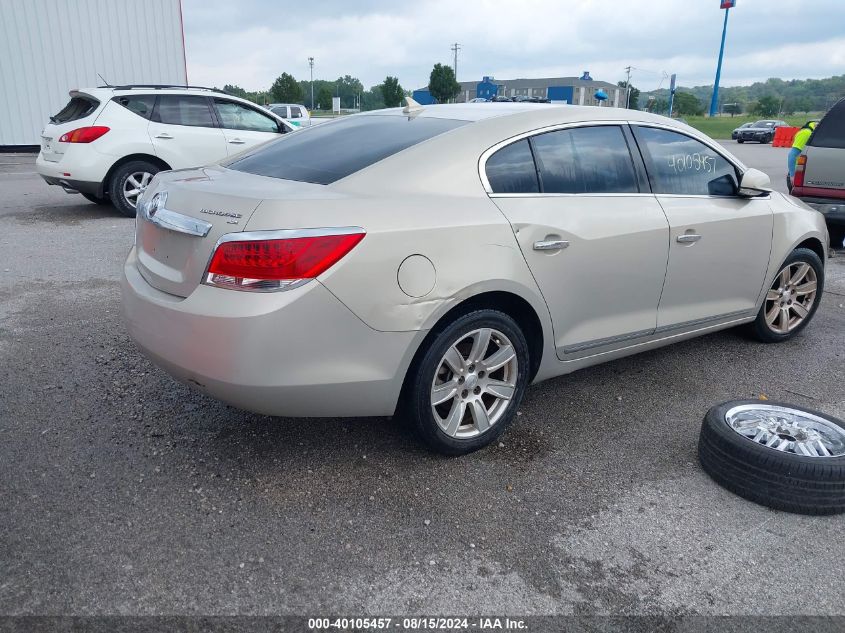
[533,239,570,251]
[154,133,173,139]
[676,234,702,244]
[228,138,246,144]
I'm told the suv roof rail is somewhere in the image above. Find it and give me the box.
[98,84,229,93]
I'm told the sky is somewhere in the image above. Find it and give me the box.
[182,0,845,93]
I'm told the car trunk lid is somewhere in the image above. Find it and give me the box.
[40,90,103,162]
[134,166,338,297]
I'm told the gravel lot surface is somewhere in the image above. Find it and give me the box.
[1,142,844,617]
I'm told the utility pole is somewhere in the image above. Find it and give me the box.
[308,57,314,109]
[450,42,461,81]
[624,65,632,109]
[709,1,736,117]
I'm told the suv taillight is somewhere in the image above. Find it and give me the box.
[205,230,365,292]
[793,154,807,188]
[59,126,110,143]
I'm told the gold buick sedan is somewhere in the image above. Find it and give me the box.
[122,103,828,454]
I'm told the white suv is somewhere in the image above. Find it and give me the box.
[36,85,295,216]
[266,103,311,127]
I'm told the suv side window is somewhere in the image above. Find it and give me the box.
[289,107,302,119]
[113,94,155,120]
[531,126,639,194]
[270,106,288,119]
[633,126,738,196]
[213,99,280,133]
[153,95,215,127]
[485,139,539,193]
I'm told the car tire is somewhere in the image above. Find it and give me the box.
[406,309,530,455]
[737,139,744,144]
[699,400,845,515]
[108,160,160,217]
[81,192,109,205]
[749,248,823,343]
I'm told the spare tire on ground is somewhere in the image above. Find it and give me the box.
[699,400,845,515]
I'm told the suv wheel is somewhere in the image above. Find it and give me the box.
[406,310,530,455]
[750,248,823,343]
[109,160,159,217]
[829,225,844,250]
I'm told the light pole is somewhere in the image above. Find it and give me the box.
[709,0,736,117]
[308,57,314,110]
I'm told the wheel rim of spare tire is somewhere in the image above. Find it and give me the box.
[725,404,845,457]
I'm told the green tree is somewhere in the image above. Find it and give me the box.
[222,84,248,99]
[379,76,405,107]
[673,91,704,116]
[428,63,460,103]
[270,73,303,103]
[316,86,333,110]
[334,75,365,109]
[618,81,640,110]
[361,85,386,111]
[753,95,781,117]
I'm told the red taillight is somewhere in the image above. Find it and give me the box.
[206,232,364,291]
[59,126,110,143]
[793,154,807,188]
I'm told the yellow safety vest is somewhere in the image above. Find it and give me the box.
[792,122,816,151]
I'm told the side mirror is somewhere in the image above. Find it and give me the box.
[738,168,771,197]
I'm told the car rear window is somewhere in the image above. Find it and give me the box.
[810,99,845,149]
[51,96,99,124]
[225,115,467,185]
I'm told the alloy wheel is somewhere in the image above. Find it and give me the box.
[430,327,518,438]
[123,171,153,209]
[725,404,845,457]
[764,261,817,334]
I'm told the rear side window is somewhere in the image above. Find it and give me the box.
[226,115,467,185]
[485,139,539,193]
[113,94,155,120]
[289,107,302,119]
[269,106,288,118]
[531,126,639,194]
[810,99,845,149]
[633,126,738,196]
[153,95,215,127]
[51,96,99,124]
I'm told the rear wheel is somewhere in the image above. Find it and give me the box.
[737,139,744,144]
[406,310,530,455]
[108,160,159,217]
[81,192,109,205]
[750,248,823,343]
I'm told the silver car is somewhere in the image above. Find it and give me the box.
[122,104,828,454]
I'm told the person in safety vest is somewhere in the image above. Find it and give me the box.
[787,120,817,189]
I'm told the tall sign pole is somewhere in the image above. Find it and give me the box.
[709,0,736,117]
[308,57,314,110]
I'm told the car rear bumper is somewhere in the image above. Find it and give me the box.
[36,150,108,196]
[793,194,845,225]
[121,247,420,418]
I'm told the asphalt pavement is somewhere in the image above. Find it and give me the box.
[1,143,844,618]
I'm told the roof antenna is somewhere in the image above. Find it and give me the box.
[403,96,424,114]
[97,72,111,87]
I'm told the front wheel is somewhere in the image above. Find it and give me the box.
[737,139,745,144]
[406,310,530,455]
[108,160,159,217]
[749,248,823,343]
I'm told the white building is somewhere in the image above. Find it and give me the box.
[0,0,188,147]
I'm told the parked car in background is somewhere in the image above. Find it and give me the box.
[36,86,295,216]
[736,119,787,144]
[791,97,845,247]
[469,98,489,103]
[267,103,311,127]
[490,95,512,102]
[122,103,827,455]
[731,121,754,139]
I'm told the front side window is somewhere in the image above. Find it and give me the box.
[270,106,288,118]
[634,126,738,196]
[213,99,279,133]
[531,126,639,194]
[485,139,539,193]
[227,114,467,185]
[113,94,155,120]
[154,95,215,127]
